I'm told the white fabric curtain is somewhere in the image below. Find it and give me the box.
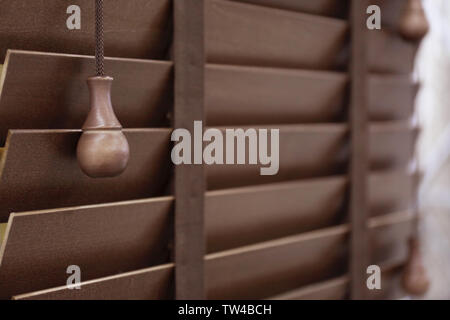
[415,0,450,299]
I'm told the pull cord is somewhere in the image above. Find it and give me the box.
[95,0,105,76]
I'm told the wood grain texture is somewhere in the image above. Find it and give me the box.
[10,212,413,300]
[206,0,348,69]
[0,199,173,300]
[0,129,172,222]
[0,0,172,61]
[229,0,347,16]
[0,50,173,145]
[349,0,369,300]
[173,0,206,300]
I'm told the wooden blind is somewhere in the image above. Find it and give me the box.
[0,0,422,300]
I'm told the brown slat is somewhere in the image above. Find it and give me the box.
[370,122,417,170]
[206,176,347,253]
[269,276,348,300]
[369,169,415,216]
[206,0,348,69]
[372,0,407,31]
[369,74,415,121]
[0,0,171,61]
[230,0,347,16]
[173,0,206,299]
[0,198,173,300]
[206,225,349,299]
[206,124,348,190]
[0,129,171,222]
[14,264,174,300]
[11,212,413,300]
[369,30,416,74]
[0,50,173,145]
[206,65,348,125]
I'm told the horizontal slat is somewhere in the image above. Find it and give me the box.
[14,264,174,300]
[0,198,173,300]
[269,276,348,300]
[206,65,348,125]
[268,258,408,300]
[369,74,416,121]
[206,211,414,299]
[0,0,171,61]
[0,50,173,145]
[0,125,415,221]
[206,0,348,69]
[369,169,415,216]
[370,122,417,170]
[229,0,347,16]
[206,124,348,189]
[207,123,416,189]
[11,212,413,300]
[369,31,416,74]
[206,176,347,252]
[206,65,416,126]
[0,170,414,298]
[0,129,171,222]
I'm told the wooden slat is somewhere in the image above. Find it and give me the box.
[206,176,347,253]
[206,124,348,190]
[0,171,413,299]
[269,276,348,300]
[370,122,417,170]
[0,124,415,222]
[11,212,413,300]
[0,50,173,145]
[230,0,347,16]
[369,31,416,74]
[349,0,369,300]
[206,0,348,69]
[173,0,206,300]
[14,264,174,300]
[206,65,348,125]
[0,198,173,300]
[369,169,415,216]
[369,74,416,121]
[0,129,171,222]
[0,0,171,61]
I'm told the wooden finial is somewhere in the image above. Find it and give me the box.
[77,77,129,178]
[400,0,429,41]
[402,237,430,295]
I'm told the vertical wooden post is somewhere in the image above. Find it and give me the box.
[349,0,369,300]
[173,0,206,299]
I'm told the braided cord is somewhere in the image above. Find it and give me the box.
[95,0,105,76]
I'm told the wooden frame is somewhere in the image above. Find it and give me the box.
[173,0,206,299]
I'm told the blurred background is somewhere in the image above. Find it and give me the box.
[416,0,450,300]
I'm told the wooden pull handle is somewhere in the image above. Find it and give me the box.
[402,237,430,295]
[77,76,129,178]
[400,0,429,41]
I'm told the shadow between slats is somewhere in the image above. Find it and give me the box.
[0,50,173,146]
[0,0,172,61]
[11,211,414,300]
